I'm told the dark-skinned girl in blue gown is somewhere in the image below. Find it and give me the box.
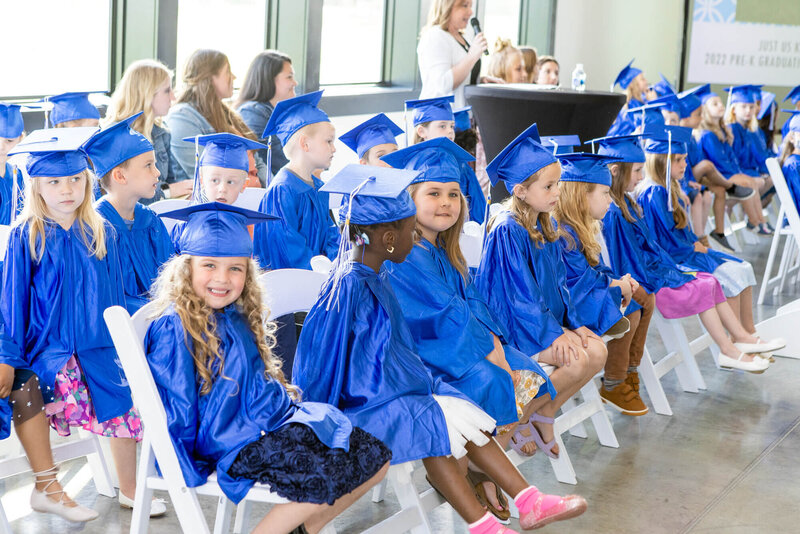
[253,91,340,271]
[84,112,175,314]
[145,202,390,509]
[294,163,588,533]
[380,138,555,433]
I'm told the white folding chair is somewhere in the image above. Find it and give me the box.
[150,198,190,233]
[329,193,343,224]
[0,225,10,258]
[103,304,335,534]
[232,187,267,211]
[459,221,483,268]
[759,158,800,304]
[309,255,334,275]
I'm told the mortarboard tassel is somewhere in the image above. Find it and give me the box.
[666,128,673,212]
[550,139,558,156]
[10,165,21,224]
[266,138,273,186]
[191,136,205,204]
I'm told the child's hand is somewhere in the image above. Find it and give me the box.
[694,241,708,253]
[573,326,601,348]
[611,277,633,306]
[626,274,640,294]
[0,364,14,399]
[169,180,193,199]
[549,333,580,367]
[689,181,702,190]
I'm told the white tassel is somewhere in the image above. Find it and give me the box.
[191,136,205,204]
[666,129,673,213]
[550,139,558,155]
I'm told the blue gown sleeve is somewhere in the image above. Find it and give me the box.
[474,220,564,356]
[260,184,318,270]
[460,164,487,224]
[144,314,208,488]
[783,157,800,209]
[0,227,34,370]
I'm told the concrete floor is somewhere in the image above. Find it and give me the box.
[5,230,799,533]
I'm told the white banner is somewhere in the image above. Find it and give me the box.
[688,21,800,86]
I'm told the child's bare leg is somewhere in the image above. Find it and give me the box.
[253,462,389,534]
[726,293,742,324]
[466,434,527,498]
[710,186,727,234]
[698,306,757,362]
[738,286,755,332]
[15,411,77,506]
[109,437,137,499]
[423,456,487,523]
[692,194,707,237]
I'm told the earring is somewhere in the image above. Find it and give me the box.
[386,246,395,254]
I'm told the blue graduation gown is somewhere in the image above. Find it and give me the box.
[0,162,24,226]
[293,261,470,464]
[606,99,643,137]
[145,305,353,503]
[557,225,627,332]
[96,197,175,314]
[253,168,340,270]
[782,154,800,210]
[384,240,555,425]
[602,197,694,293]
[0,221,131,422]
[637,180,740,273]
[682,137,706,196]
[730,123,762,176]
[698,130,746,179]
[474,211,581,357]
[748,129,773,175]
[460,163,487,224]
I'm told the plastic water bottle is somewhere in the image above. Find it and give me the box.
[572,63,586,92]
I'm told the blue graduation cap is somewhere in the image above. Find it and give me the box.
[9,127,97,177]
[689,84,716,104]
[757,91,776,121]
[262,90,329,146]
[613,59,642,90]
[82,112,153,178]
[783,110,800,134]
[45,92,102,126]
[783,85,800,106]
[185,133,267,172]
[650,74,676,97]
[485,123,558,193]
[320,164,419,225]
[541,135,581,155]
[159,202,276,257]
[649,94,681,114]
[453,106,472,133]
[0,103,24,139]
[557,153,621,186]
[643,125,692,155]
[725,85,758,104]
[380,137,474,184]
[339,113,403,158]
[677,92,702,119]
[588,134,645,163]
[748,84,764,101]
[626,101,667,130]
[405,96,455,126]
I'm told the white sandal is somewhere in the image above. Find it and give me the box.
[718,352,769,373]
[30,465,99,522]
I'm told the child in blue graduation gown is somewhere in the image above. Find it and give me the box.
[407,96,487,224]
[293,164,587,533]
[474,124,609,459]
[600,135,778,374]
[695,89,773,234]
[339,112,402,167]
[637,127,783,370]
[0,103,26,225]
[0,128,149,522]
[780,113,800,209]
[47,92,101,129]
[253,91,340,270]
[84,112,175,314]
[553,152,655,415]
[606,60,652,137]
[727,85,771,177]
[381,139,557,519]
[145,202,389,532]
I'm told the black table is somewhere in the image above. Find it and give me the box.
[465,84,626,201]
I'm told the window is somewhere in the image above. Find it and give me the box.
[175,0,268,92]
[483,0,521,49]
[319,0,386,85]
[1,0,111,98]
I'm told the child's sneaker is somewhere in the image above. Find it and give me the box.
[709,232,734,253]
[599,381,649,416]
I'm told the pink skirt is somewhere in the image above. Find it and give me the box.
[655,271,726,319]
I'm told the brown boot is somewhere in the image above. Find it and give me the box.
[625,370,640,394]
[599,381,648,416]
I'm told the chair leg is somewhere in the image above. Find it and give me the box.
[389,464,433,534]
[561,396,588,439]
[77,430,116,498]
[758,207,784,304]
[371,477,388,503]
[547,433,577,485]
[233,500,251,534]
[637,347,673,416]
[213,496,233,534]
[131,437,156,534]
[581,384,619,448]
[0,502,11,534]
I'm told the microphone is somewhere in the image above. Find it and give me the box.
[470,17,489,56]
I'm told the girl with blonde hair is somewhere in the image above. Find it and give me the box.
[487,38,527,84]
[0,129,157,522]
[105,59,189,203]
[146,203,391,534]
[166,49,265,185]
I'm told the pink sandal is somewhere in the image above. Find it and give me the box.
[519,493,587,530]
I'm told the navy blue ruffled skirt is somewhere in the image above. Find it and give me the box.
[228,424,391,505]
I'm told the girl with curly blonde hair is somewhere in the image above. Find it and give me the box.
[145,204,390,534]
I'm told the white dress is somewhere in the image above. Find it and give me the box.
[417,26,470,108]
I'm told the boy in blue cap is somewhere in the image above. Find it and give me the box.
[83,112,175,315]
[0,103,26,225]
[254,90,340,271]
[339,113,402,166]
[46,92,102,128]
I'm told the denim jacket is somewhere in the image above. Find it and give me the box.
[142,123,182,205]
[237,100,288,178]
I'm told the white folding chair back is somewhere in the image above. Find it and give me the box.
[105,305,332,534]
[489,203,505,217]
[310,255,334,274]
[233,187,267,211]
[758,158,800,304]
[258,269,328,320]
[0,225,11,259]
[150,198,190,233]
[329,193,343,223]
[459,222,483,268]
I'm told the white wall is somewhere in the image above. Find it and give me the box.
[553,0,685,92]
